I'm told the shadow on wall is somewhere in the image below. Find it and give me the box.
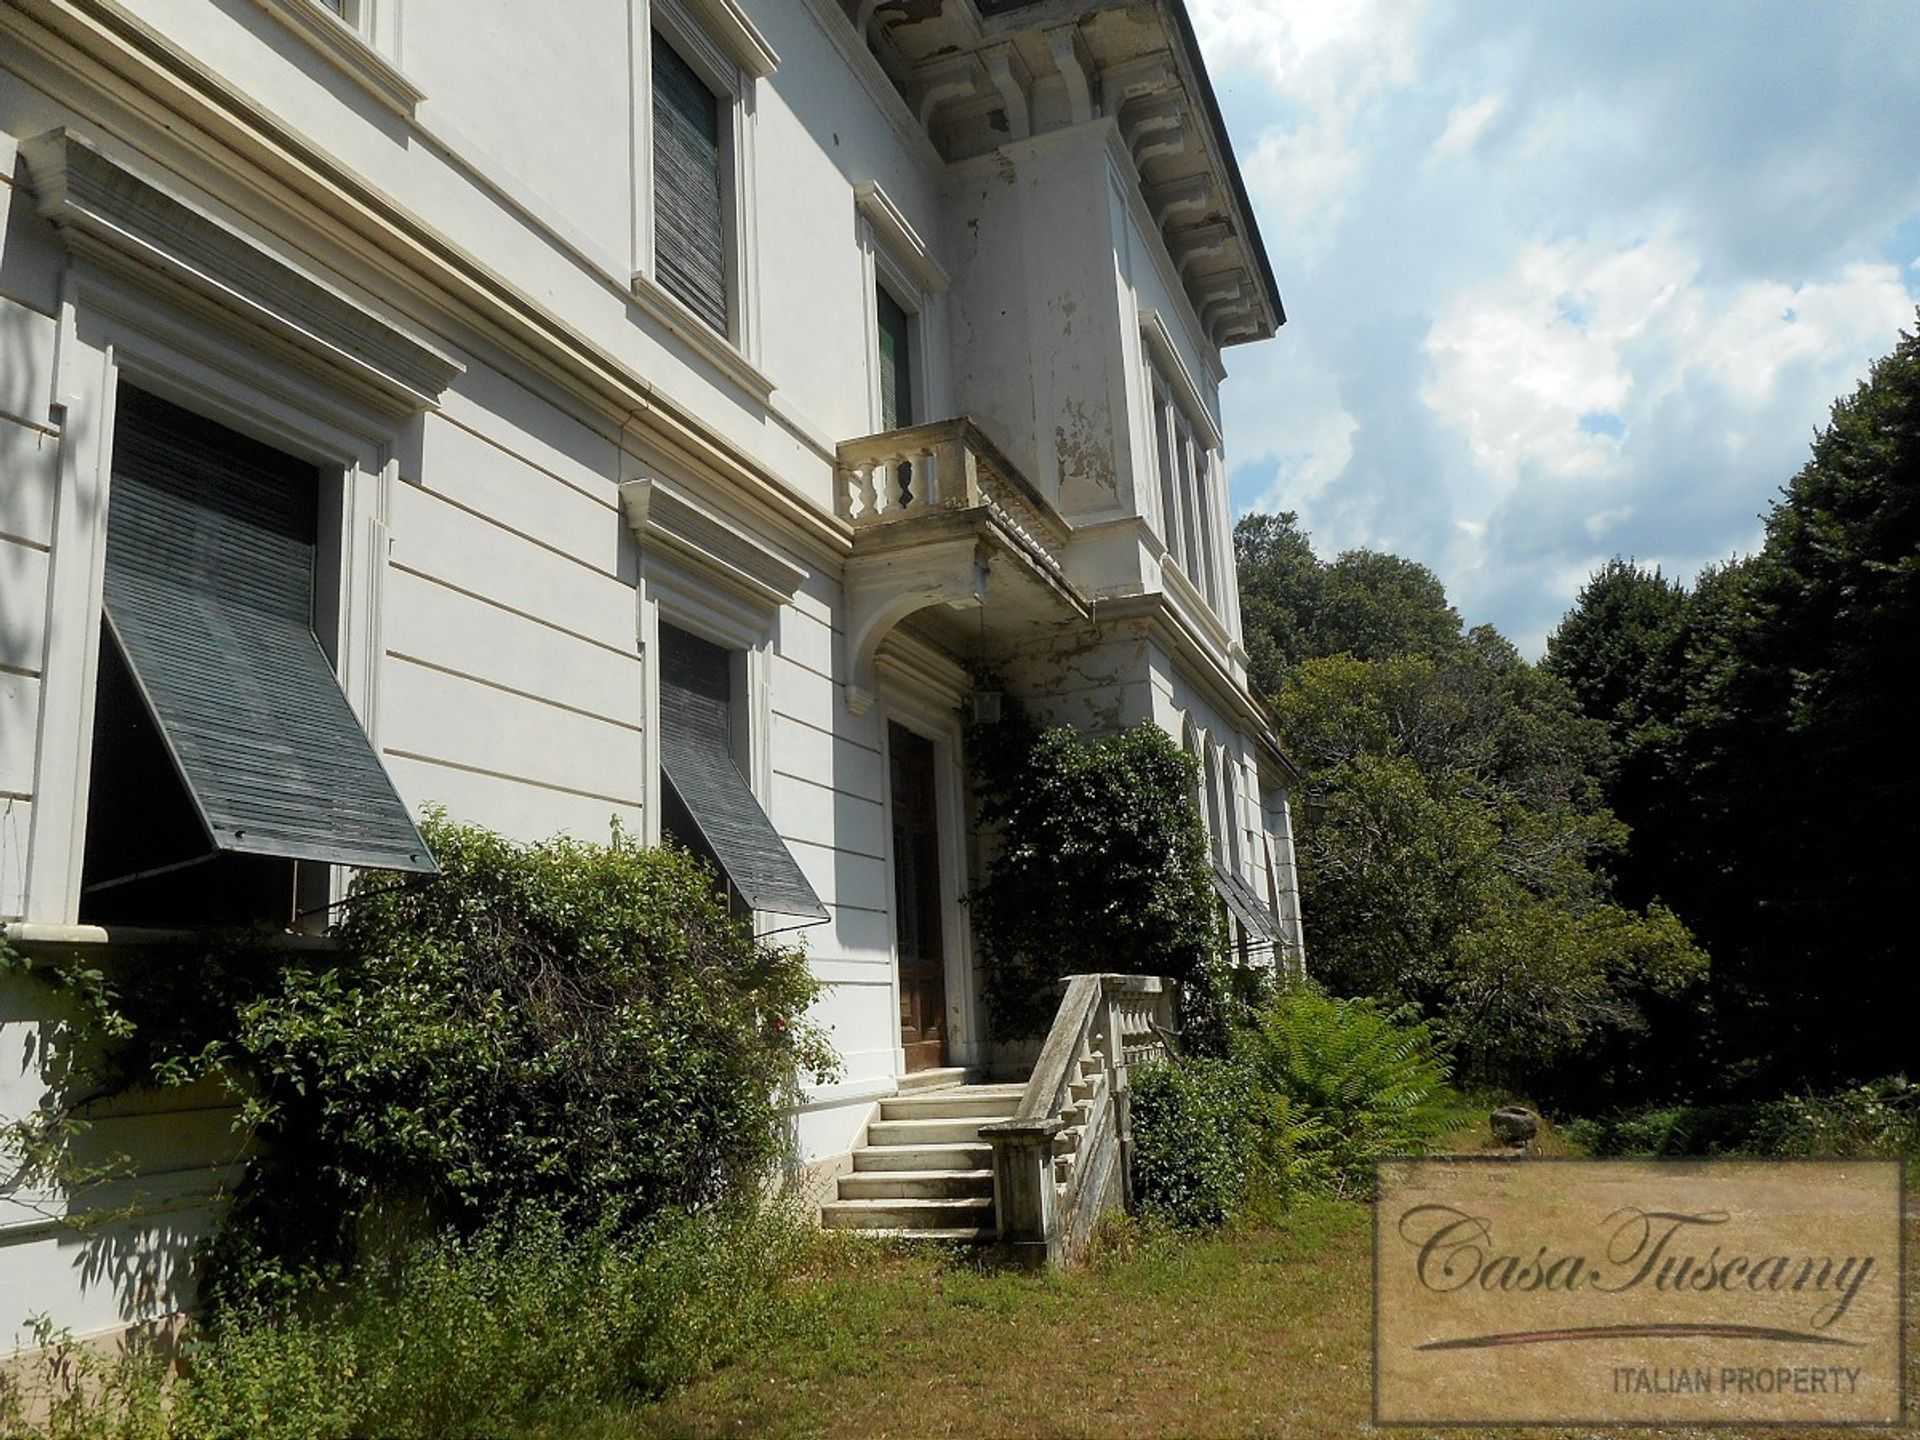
[2,971,241,1348]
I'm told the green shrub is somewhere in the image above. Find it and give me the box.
[1130,1057,1260,1228]
[17,816,838,1312]
[965,707,1225,1041]
[0,1207,821,1440]
[1236,987,1454,1194]
[1131,987,1455,1224]
[1569,1076,1919,1164]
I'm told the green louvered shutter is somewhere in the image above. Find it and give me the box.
[101,386,434,874]
[876,285,913,431]
[652,31,729,335]
[658,626,825,919]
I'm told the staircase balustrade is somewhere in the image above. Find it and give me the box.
[980,973,1176,1265]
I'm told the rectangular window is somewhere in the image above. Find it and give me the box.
[1149,362,1223,617]
[651,29,730,335]
[656,624,824,919]
[79,386,432,927]
[876,284,914,431]
[1153,387,1183,562]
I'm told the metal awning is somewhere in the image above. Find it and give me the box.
[659,627,826,920]
[102,387,433,874]
[1212,864,1280,941]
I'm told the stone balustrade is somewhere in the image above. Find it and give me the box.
[835,418,1070,570]
[981,973,1177,1266]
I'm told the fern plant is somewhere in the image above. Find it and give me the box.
[1236,987,1454,1194]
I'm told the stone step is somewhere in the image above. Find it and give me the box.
[821,1196,996,1231]
[897,1066,971,1094]
[837,1169,995,1200]
[879,1088,1023,1121]
[845,1226,997,1245]
[852,1141,992,1172]
[868,1116,1000,1147]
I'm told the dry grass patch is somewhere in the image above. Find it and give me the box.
[562,1206,1916,1440]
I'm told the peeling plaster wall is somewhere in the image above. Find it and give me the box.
[1001,625,1158,735]
[945,126,1135,525]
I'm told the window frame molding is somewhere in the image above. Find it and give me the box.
[633,0,765,367]
[855,182,945,437]
[25,262,401,926]
[635,548,777,869]
[1139,310,1228,614]
[248,0,423,118]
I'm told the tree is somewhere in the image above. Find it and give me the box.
[1270,656,1703,1099]
[1548,311,1920,1087]
[1238,519,1707,1103]
[966,705,1224,1041]
[1235,511,1323,693]
[1233,512,1465,690]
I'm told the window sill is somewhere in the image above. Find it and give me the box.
[629,269,775,404]
[1158,546,1236,652]
[3,921,342,958]
[247,0,425,118]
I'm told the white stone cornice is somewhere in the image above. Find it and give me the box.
[246,0,423,116]
[21,128,461,414]
[620,476,809,608]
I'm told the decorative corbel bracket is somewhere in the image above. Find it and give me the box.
[1147,173,1215,227]
[1043,23,1098,125]
[981,41,1034,141]
[914,54,984,130]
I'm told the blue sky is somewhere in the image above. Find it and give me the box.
[1192,1,1920,653]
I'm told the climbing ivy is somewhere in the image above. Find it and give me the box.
[965,694,1234,1043]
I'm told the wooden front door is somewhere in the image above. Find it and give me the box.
[890,723,948,1072]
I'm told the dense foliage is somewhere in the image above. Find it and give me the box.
[1236,516,1705,1101]
[0,1208,820,1440]
[1130,1057,1265,1228]
[1567,1075,1918,1167]
[966,701,1228,1040]
[1547,311,1920,1089]
[5,817,836,1311]
[1130,986,1455,1227]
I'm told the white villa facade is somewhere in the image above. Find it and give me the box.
[0,0,1299,1347]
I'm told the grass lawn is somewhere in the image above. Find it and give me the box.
[551,1197,1374,1440]
[531,1116,1917,1440]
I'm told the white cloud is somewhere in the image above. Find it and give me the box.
[1204,1,1920,652]
[1421,236,1910,493]
[1185,0,1426,104]
[1243,122,1362,264]
[1430,94,1504,160]
[1203,0,1432,262]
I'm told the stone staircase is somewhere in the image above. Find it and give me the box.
[819,1072,1027,1242]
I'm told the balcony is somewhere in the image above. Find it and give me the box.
[836,419,1090,714]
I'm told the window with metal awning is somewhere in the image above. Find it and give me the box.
[79,387,432,926]
[657,624,825,920]
[1212,863,1283,946]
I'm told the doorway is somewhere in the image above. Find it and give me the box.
[889,723,947,1072]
